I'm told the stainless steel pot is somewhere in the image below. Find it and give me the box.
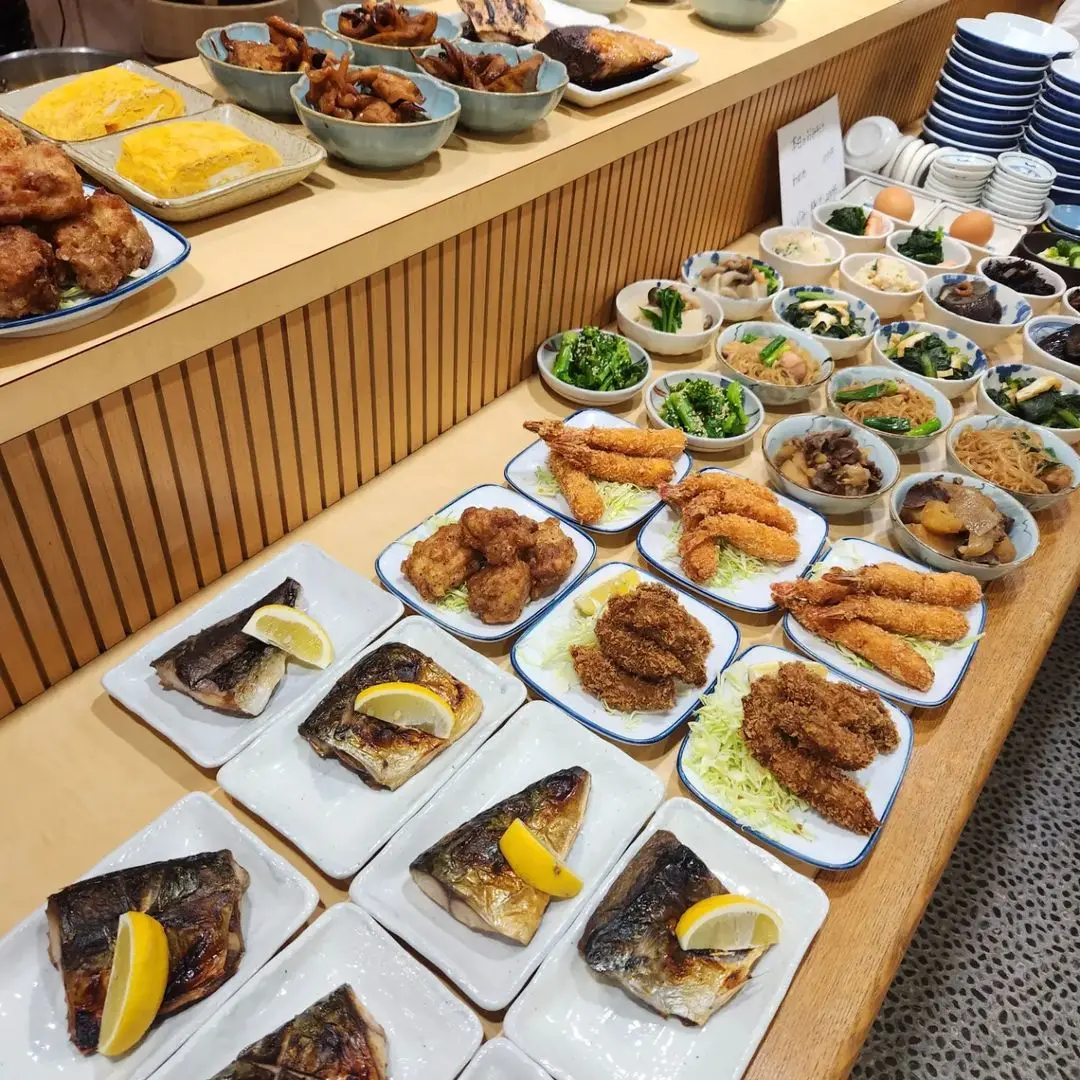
[0,47,133,91]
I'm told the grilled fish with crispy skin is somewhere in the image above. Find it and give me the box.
[151,578,300,716]
[580,830,768,1025]
[210,984,388,1079]
[47,850,250,1054]
[458,0,548,44]
[299,642,482,790]
[410,766,591,945]
[535,27,671,88]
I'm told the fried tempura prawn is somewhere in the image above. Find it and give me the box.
[771,579,851,606]
[823,563,981,608]
[682,542,718,584]
[681,514,800,564]
[548,451,604,525]
[820,596,970,643]
[570,645,676,712]
[660,471,777,509]
[525,420,686,459]
[545,436,674,488]
[681,489,796,535]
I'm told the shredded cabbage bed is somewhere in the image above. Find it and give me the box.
[665,521,771,589]
[535,464,651,522]
[403,512,469,612]
[57,267,146,311]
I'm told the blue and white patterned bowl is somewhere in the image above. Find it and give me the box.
[770,284,879,362]
[1023,314,1080,379]
[714,320,833,406]
[889,470,1040,581]
[931,82,1034,122]
[1030,107,1080,150]
[951,27,1052,71]
[943,54,1042,97]
[1052,56,1080,94]
[983,12,1078,59]
[978,361,1080,446]
[681,250,782,321]
[321,3,461,72]
[922,112,1020,152]
[928,100,1025,137]
[938,67,1040,105]
[871,320,988,400]
[923,274,1031,352]
[645,369,764,452]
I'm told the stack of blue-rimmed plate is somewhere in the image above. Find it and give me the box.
[1022,55,1080,204]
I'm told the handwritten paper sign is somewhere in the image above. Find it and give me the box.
[777,96,845,227]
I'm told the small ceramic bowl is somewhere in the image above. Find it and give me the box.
[197,23,354,115]
[1024,314,1080,380]
[614,279,723,357]
[976,256,1065,317]
[758,226,844,288]
[770,285,879,362]
[977,361,1080,445]
[535,327,650,406]
[811,201,893,254]
[714,320,833,407]
[763,413,900,516]
[416,42,567,133]
[872,320,988,401]
[885,228,971,275]
[321,2,460,72]
[645,369,764,452]
[922,273,1031,351]
[680,250,782,322]
[889,470,1039,581]
[946,412,1080,513]
[290,69,459,169]
[688,0,786,30]
[1016,231,1080,291]
[839,252,926,320]
[1063,287,1080,319]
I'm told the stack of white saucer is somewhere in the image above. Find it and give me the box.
[924,151,996,202]
[981,151,1056,222]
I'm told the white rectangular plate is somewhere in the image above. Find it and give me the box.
[503,408,692,534]
[218,615,526,879]
[350,701,665,1010]
[154,903,481,1080]
[374,483,595,643]
[510,560,740,745]
[555,43,698,108]
[0,792,319,1080]
[840,174,942,228]
[678,643,913,870]
[636,466,830,614]
[504,798,829,1080]
[462,1037,552,1079]
[783,536,985,708]
[923,202,1027,258]
[102,542,403,768]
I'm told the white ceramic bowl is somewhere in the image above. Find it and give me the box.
[844,115,902,172]
[615,279,723,357]
[977,361,1080,445]
[680,250,781,322]
[715,320,834,407]
[827,364,953,454]
[839,252,926,320]
[535,327,651,405]
[886,229,971,274]
[645,369,764,452]
[922,272,1032,351]
[1023,313,1080,379]
[871,319,988,400]
[946,412,1080,512]
[758,226,844,288]
[889,470,1039,581]
[763,414,900,516]
[975,256,1065,317]
[1063,288,1080,319]
[811,201,893,254]
[770,285,879,362]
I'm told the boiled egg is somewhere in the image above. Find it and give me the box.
[949,210,994,247]
[873,186,915,222]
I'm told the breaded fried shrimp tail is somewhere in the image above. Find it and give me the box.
[771,579,851,606]
[681,514,800,564]
[682,490,796,534]
[546,437,674,488]
[823,564,981,607]
[548,452,604,525]
[660,471,778,508]
[524,419,572,442]
[576,426,686,460]
[823,596,970,643]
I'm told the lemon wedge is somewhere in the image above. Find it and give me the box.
[354,681,454,739]
[97,912,169,1057]
[574,569,640,616]
[498,818,583,898]
[243,605,333,669]
[675,894,782,952]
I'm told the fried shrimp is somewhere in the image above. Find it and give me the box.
[525,420,686,459]
[821,596,970,643]
[823,563,981,607]
[545,436,675,488]
[682,541,718,584]
[771,579,851,606]
[681,514,800,564]
[660,471,778,509]
[548,451,604,525]
[681,489,796,535]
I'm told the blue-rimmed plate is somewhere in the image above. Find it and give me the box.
[782,536,986,708]
[374,483,595,643]
[0,184,190,339]
[510,560,739,745]
[677,643,913,871]
[635,466,829,614]
[503,408,691,534]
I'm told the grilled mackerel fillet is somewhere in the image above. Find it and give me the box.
[210,984,388,1080]
[410,766,591,945]
[298,642,482,790]
[579,830,768,1025]
[458,0,547,44]
[151,578,300,716]
[534,26,671,88]
[46,850,250,1054]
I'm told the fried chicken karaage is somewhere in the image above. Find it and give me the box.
[0,143,84,223]
[402,523,481,601]
[526,517,576,599]
[467,560,531,624]
[460,506,537,566]
[0,225,60,319]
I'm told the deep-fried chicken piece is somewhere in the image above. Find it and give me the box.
[822,563,981,607]
[771,579,850,606]
[402,523,480,602]
[525,516,575,599]
[524,420,686,460]
[545,436,674,488]
[680,514,799,565]
[460,506,537,566]
[548,451,604,525]
[0,119,26,157]
[467,559,531,624]
[660,472,777,509]
[681,488,795,535]
[46,190,153,295]
[570,645,675,713]
[0,225,60,319]
[0,143,84,223]
[819,596,969,643]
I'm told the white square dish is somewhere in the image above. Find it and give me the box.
[102,542,404,768]
[462,1037,552,1079]
[839,174,941,228]
[554,43,698,108]
[636,467,830,614]
[510,560,740,745]
[218,615,527,879]
[503,408,692,534]
[153,903,482,1080]
[677,643,913,870]
[374,483,595,643]
[503,797,829,1080]
[350,701,665,1010]
[0,793,319,1080]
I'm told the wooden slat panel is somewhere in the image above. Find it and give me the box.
[326,290,359,498]
[283,308,324,518]
[346,279,378,484]
[405,253,427,454]
[258,320,306,535]
[306,295,342,508]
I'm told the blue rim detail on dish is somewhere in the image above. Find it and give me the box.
[675,641,914,871]
[509,559,740,746]
[373,481,596,643]
[634,466,830,615]
[780,536,987,708]
[502,408,692,535]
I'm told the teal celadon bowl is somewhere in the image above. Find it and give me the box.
[690,0,786,30]
[321,3,461,73]
[290,68,460,169]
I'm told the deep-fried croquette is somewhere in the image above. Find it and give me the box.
[0,143,85,223]
[0,119,26,157]
[548,451,604,525]
[823,563,981,607]
[460,506,537,566]
[525,516,575,599]
[467,560,531,624]
[570,644,676,713]
[0,225,60,319]
[402,523,480,602]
